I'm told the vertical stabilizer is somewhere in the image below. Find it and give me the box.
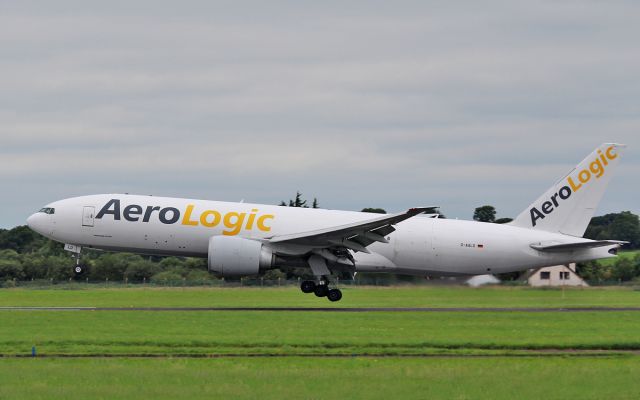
[511,143,625,237]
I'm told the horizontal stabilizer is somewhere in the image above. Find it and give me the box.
[530,240,628,252]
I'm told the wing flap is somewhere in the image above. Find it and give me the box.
[268,206,438,249]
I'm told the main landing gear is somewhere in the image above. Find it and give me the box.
[300,280,343,302]
[303,254,344,302]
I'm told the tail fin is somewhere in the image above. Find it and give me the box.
[511,143,625,237]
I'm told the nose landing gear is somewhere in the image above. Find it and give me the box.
[74,263,88,276]
[64,244,87,277]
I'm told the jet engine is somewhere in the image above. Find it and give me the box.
[207,236,274,277]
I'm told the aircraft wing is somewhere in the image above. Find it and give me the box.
[530,240,628,252]
[268,207,438,253]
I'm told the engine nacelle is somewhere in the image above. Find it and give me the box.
[207,236,274,277]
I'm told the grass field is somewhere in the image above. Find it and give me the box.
[597,249,640,266]
[1,286,640,399]
[2,357,640,400]
[2,285,640,308]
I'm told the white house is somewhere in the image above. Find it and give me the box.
[524,263,588,287]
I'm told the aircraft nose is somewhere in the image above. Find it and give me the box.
[26,213,37,229]
[27,213,46,235]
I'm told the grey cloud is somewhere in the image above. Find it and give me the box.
[1,1,638,227]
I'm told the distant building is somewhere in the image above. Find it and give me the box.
[523,263,588,287]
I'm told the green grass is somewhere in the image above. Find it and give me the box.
[597,249,640,266]
[2,286,640,399]
[1,310,640,356]
[1,357,640,400]
[0,287,640,356]
[1,285,640,308]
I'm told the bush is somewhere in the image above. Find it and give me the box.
[3,278,17,288]
[576,260,609,282]
[37,240,66,257]
[0,259,24,280]
[90,253,144,281]
[20,254,48,280]
[184,258,207,270]
[262,269,287,280]
[43,255,74,281]
[150,270,184,284]
[159,257,186,270]
[611,258,636,282]
[125,260,162,282]
[0,249,20,261]
[185,270,215,282]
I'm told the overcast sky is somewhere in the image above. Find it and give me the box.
[1,1,638,228]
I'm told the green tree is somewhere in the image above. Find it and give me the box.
[37,239,66,257]
[150,270,183,284]
[42,255,74,281]
[261,268,287,281]
[288,191,306,207]
[585,212,640,249]
[611,258,636,282]
[90,253,142,281]
[0,250,24,280]
[159,257,186,270]
[0,226,49,253]
[125,259,162,282]
[185,269,215,282]
[494,218,513,224]
[280,192,319,208]
[0,249,20,261]
[473,205,496,223]
[577,254,640,283]
[20,254,48,280]
[576,260,609,282]
[184,257,207,271]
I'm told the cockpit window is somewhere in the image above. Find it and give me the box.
[39,207,55,215]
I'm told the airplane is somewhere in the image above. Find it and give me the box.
[27,143,627,302]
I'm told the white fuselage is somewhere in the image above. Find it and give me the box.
[27,194,615,277]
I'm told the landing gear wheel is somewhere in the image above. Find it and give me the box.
[314,284,329,297]
[327,289,343,302]
[74,264,85,276]
[300,280,316,294]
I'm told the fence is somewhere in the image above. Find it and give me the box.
[1,276,371,289]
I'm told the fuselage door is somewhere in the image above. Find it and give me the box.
[82,206,95,227]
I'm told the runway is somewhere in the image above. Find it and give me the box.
[1,306,640,312]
